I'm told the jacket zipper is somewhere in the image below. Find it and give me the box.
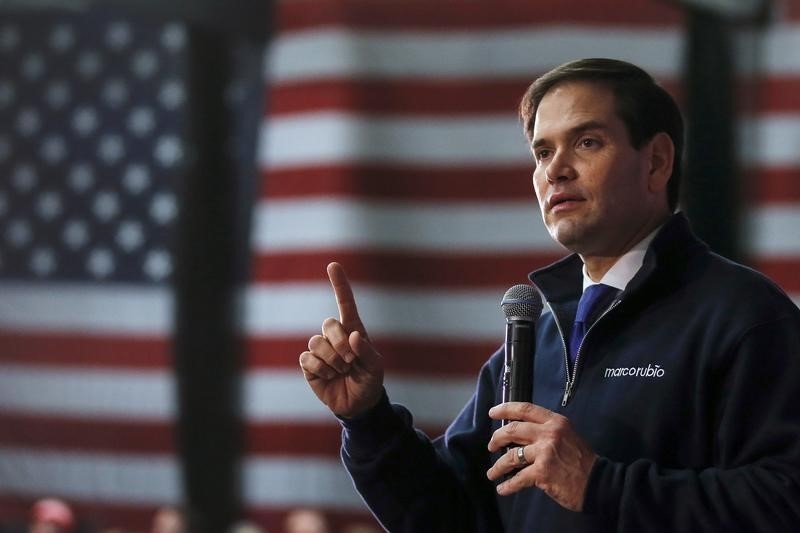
[559,299,622,406]
[551,314,571,406]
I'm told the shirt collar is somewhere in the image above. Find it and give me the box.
[581,225,663,292]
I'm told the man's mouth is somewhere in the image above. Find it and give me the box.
[548,193,585,212]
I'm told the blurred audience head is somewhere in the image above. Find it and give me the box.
[29,498,76,533]
[228,519,265,533]
[283,508,330,533]
[150,506,186,533]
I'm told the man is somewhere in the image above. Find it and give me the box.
[299,58,800,531]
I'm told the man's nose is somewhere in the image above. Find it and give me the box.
[545,151,577,183]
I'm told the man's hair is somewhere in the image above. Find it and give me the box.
[519,58,684,212]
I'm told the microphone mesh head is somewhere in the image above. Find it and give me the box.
[501,284,543,321]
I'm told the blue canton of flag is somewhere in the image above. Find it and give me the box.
[0,10,186,283]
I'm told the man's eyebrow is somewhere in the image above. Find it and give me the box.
[531,120,610,149]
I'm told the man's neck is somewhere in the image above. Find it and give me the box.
[584,256,622,283]
[582,214,670,282]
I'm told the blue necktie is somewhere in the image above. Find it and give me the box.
[568,283,617,364]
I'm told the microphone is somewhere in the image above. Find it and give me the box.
[500,284,543,427]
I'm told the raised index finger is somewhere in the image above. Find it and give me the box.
[327,262,367,336]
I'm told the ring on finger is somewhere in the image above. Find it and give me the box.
[516,446,528,466]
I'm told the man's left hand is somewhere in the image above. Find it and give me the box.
[486,402,598,512]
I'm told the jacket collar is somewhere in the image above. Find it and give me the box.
[529,212,707,305]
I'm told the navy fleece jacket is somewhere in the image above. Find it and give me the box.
[341,214,800,532]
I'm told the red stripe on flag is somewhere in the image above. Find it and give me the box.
[757,77,800,112]
[741,76,800,113]
[752,258,800,293]
[261,165,534,201]
[244,422,446,457]
[251,251,562,289]
[0,413,433,458]
[787,0,800,21]
[0,331,170,368]
[0,413,174,454]
[749,167,800,204]
[276,0,684,32]
[267,79,684,116]
[246,336,499,377]
[244,422,343,456]
[267,77,800,116]
[269,79,530,116]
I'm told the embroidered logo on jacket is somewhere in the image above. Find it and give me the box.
[604,364,665,378]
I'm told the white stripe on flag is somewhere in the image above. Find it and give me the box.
[0,447,364,510]
[267,25,800,83]
[746,205,800,257]
[7,447,605,510]
[0,366,477,426]
[261,113,800,171]
[0,283,510,341]
[0,283,171,333]
[242,456,362,509]
[243,283,508,340]
[737,25,800,75]
[245,370,476,427]
[740,114,800,167]
[251,199,556,253]
[0,366,175,419]
[0,447,181,504]
[266,28,683,82]
[260,113,529,169]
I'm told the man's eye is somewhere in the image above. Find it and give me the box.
[580,138,597,148]
[536,149,551,160]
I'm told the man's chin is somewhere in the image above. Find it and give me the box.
[548,224,588,253]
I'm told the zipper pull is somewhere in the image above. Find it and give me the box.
[561,383,572,406]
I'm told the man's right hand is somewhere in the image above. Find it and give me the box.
[299,262,385,418]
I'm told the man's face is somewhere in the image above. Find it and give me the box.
[531,81,663,258]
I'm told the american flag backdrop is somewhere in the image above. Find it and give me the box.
[0,0,799,531]
[0,8,190,530]
[744,2,800,303]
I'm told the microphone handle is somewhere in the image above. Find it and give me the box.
[501,319,534,426]
[500,319,535,479]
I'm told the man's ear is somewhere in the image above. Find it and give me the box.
[646,132,674,194]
